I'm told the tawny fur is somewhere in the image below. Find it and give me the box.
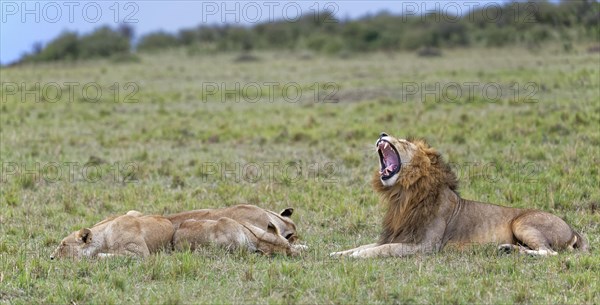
[331,136,588,258]
[166,204,305,256]
[51,211,175,259]
[376,140,458,244]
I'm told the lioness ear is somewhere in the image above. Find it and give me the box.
[78,228,92,244]
[126,210,143,217]
[280,208,294,217]
[267,222,280,235]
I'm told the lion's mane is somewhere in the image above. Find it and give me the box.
[374,139,458,244]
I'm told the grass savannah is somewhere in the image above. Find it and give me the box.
[1,1,600,304]
[2,45,598,304]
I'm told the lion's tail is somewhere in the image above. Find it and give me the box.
[572,230,589,252]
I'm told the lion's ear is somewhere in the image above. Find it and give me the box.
[77,228,92,244]
[422,144,442,165]
[280,208,294,217]
[426,150,438,164]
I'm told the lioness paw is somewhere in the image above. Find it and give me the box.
[289,244,308,256]
[292,244,308,251]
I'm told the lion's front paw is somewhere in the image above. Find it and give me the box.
[349,250,373,258]
[329,250,357,258]
[329,251,344,257]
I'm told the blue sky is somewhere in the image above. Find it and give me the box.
[1,1,516,65]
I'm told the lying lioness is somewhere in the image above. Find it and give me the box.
[51,211,174,259]
[331,133,588,258]
[166,204,306,256]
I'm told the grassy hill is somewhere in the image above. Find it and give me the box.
[1,45,599,303]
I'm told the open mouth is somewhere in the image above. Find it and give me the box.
[377,139,401,180]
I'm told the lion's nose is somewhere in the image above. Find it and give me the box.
[379,132,388,138]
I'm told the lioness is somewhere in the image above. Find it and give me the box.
[51,211,174,259]
[166,204,306,256]
[331,133,588,258]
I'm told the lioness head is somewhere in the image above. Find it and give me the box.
[50,228,93,260]
[267,208,299,244]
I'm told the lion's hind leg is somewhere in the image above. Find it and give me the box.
[508,211,574,256]
[497,243,557,256]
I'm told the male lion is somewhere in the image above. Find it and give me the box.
[331,133,588,258]
[166,204,306,256]
[51,211,174,259]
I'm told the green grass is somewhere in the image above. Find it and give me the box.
[1,45,599,304]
